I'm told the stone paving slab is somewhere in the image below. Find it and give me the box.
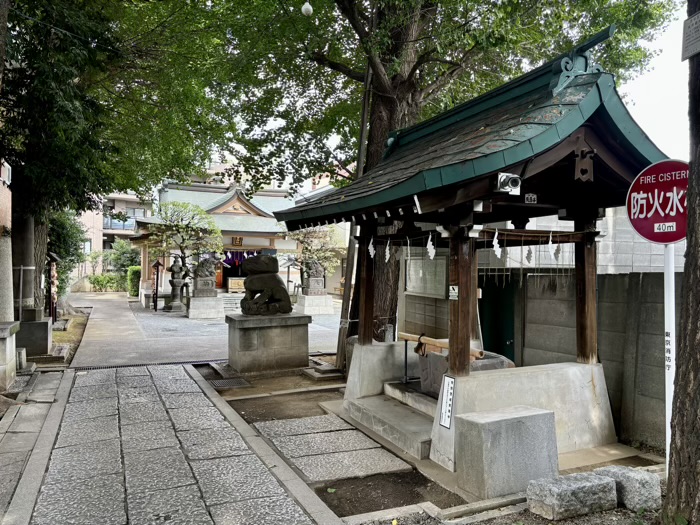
[116,366,150,377]
[163,393,213,409]
[5,375,30,393]
[124,446,196,493]
[118,385,160,404]
[127,484,214,525]
[177,428,251,460]
[69,383,118,402]
[44,439,122,484]
[170,407,229,431]
[32,372,63,391]
[210,495,314,525]
[31,473,126,525]
[0,431,39,453]
[291,448,413,482]
[120,401,169,425]
[7,404,51,433]
[116,375,155,388]
[55,415,119,448]
[74,369,117,387]
[254,414,353,438]
[148,366,191,380]
[26,390,55,403]
[271,430,380,458]
[191,455,284,506]
[154,379,202,394]
[0,451,29,515]
[121,420,180,453]
[63,397,118,421]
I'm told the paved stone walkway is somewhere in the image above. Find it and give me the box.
[69,293,340,368]
[30,366,314,525]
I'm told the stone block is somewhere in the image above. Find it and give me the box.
[227,313,311,373]
[187,296,225,319]
[594,466,661,511]
[456,406,558,499]
[295,293,334,314]
[15,318,52,357]
[527,473,617,520]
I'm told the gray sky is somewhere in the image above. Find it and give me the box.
[620,7,690,161]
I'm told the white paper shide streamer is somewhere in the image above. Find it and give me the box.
[385,240,391,263]
[369,236,376,259]
[548,231,556,259]
[427,233,436,260]
[492,229,502,259]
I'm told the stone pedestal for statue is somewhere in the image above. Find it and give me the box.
[226,313,311,373]
[192,277,217,298]
[295,294,335,315]
[163,278,186,313]
[16,318,52,357]
[0,321,19,390]
[188,296,225,320]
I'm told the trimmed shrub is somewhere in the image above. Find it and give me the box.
[88,273,127,292]
[127,266,141,297]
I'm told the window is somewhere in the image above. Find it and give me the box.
[126,207,145,217]
[83,240,92,254]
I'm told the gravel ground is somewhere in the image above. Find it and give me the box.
[479,507,658,524]
[358,513,442,525]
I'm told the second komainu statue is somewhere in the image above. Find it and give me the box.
[240,255,292,315]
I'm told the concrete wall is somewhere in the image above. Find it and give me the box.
[521,272,677,449]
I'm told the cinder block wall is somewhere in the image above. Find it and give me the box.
[523,272,679,449]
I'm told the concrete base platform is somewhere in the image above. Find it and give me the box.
[16,318,52,357]
[294,294,334,315]
[430,363,616,471]
[290,448,412,482]
[345,395,433,460]
[187,297,225,320]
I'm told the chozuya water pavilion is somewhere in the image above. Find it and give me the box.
[275,27,667,489]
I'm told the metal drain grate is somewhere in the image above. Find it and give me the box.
[72,359,227,371]
[208,378,252,389]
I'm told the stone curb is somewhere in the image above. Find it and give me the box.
[438,493,527,520]
[224,383,346,401]
[2,369,75,525]
[446,502,529,524]
[184,365,345,525]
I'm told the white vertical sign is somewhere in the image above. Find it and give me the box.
[664,244,676,476]
[439,376,456,428]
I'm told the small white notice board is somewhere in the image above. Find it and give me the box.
[448,285,458,301]
[439,376,456,428]
[682,11,700,61]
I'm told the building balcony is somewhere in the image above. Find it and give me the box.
[103,217,136,231]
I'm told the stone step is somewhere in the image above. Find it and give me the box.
[302,368,345,381]
[346,395,433,460]
[383,381,437,418]
[313,363,342,375]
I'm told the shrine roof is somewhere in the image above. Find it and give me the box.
[275,28,666,230]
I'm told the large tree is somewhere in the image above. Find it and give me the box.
[662,1,700,522]
[219,0,676,339]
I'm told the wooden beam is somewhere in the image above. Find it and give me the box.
[476,230,586,249]
[357,233,375,345]
[448,230,475,376]
[574,218,598,363]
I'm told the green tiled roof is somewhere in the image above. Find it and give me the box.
[275,30,666,227]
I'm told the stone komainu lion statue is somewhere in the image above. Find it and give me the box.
[241,255,292,315]
[194,257,217,278]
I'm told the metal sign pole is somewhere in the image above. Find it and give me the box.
[664,242,675,476]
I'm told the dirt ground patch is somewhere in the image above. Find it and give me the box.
[53,314,89,364]
[229,390,344,423]
[315,471,466,517]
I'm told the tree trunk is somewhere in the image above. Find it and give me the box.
[34,219,48,311]
[662,0,700,521]
[0,0,10,91]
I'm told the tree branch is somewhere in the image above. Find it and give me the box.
[419,49,476,101]
[309,50,365,82]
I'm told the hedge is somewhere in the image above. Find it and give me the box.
[127,266,141,297]
[88,273,127,292]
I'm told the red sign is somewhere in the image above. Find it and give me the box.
[626,159,689,244]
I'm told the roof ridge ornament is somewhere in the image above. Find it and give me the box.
[550,25,616,95]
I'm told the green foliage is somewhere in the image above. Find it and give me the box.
[286,226,343,276]
[105,239,140,276]
[218,0,677,189]
[86,251,103,276]
[149,202,223,266]
[127,266,141,297]
[47,211,87,297]
[88,273,126,293]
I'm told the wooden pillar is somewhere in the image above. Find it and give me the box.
[357,233,375,346]
[448,230,475,376]
[574,218,598,363]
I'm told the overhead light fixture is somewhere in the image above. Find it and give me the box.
[301,2,313,16]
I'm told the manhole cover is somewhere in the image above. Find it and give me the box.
[208,378,252,389]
